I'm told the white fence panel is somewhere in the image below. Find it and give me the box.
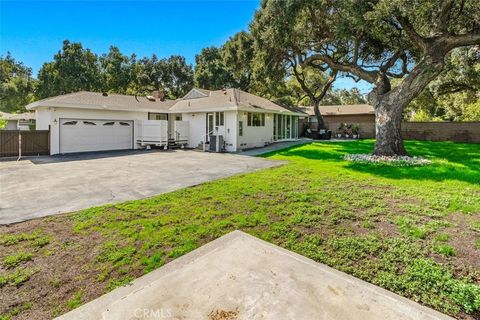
[136,120,168,146]
[174,121,189,144]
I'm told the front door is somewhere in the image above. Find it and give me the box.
[206,113,214,142]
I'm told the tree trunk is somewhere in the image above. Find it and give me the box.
[313,100,326,130]
[373,102,407,156]
[370,57,446,156]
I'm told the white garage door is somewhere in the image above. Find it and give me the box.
[60,119,133,153]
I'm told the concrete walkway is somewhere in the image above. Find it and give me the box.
[57,231,452,320]
[238,139,312,156]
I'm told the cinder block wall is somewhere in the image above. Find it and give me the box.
[401,122,480,143]
[329,120,480,143]
[309,115,480,143]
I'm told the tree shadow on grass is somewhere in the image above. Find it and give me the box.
[267,140,480,185]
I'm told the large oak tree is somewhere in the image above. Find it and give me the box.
[251,0,480,156]
[0,53,36,113]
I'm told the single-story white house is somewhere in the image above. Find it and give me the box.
[0,112,36,130]
[25,88,306,155]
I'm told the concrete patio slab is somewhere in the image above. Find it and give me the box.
[57,231,452,320]
[0,150,282,224]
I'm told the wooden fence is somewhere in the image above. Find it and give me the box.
[0,130,50,157]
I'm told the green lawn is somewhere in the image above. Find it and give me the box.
[1,140,479,320]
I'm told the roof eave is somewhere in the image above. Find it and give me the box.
[237,106,306,116]
[25,101,171,113]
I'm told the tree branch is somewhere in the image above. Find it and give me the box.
[444,32,480,51]
[435,0,454,34]
[396,16,428,52]
[380,50,403,74]
[318,70,338,101]
[303,54,377,84]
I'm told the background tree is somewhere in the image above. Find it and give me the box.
[0,53,36,113]
[221,31,255,90]
[37,40,101,98]
[251,3,340,129]
[252,0,480,156]
[194,47,233,90]
[132,54,193,99]
[324,88,367,105]
[194,32,256,91]
[406,46,480,121]
[161,55,194,99]
[100,46,135,94]
[132,54,164,94]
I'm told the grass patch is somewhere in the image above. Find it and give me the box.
[0,302,32,320]
[1,140,479,319]
[0,268,36,287]
[433,244,457,257]
[3,252,33,269]
[65,290,83,310]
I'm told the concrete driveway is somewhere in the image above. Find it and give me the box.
[0,150,282,224]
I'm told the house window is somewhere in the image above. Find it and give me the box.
[239,121,243,136]
[247,113,265,127]
[63,121,77,126]
[149,113,168,120]
[83,121,96,125]
[103,122,115,126]
[215,112,224,126]
[119,122,131,126]
[175,115,182,121]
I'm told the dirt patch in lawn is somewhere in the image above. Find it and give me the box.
[0,216,109,319]
[434,213,480,273]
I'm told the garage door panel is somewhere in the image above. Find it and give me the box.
[60,119,133,153]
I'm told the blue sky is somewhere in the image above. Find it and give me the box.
[0,0,370,92]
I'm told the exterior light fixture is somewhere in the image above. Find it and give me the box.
[54,118,58,125]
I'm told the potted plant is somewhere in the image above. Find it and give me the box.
[351,124,360,139]
[344,123,352,138]
[337,123,346,138]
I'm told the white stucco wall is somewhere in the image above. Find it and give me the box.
[5,120,18,130]
[237,112,274,150]
[223,111,237,152]
[181,112,206,149]
[180,111,238,152]
[36,106,148,155]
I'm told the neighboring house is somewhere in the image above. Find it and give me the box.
[25,89,305,155]
[299,105,375,137]
[0,112,36,130]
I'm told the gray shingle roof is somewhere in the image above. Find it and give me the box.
[26,89,306,115]
[26,91,177,112]
[171,88,304,114]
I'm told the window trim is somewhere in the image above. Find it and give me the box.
[215,112,225,126]
[247,112,265,127]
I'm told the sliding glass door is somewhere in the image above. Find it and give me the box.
[273,114,299,141]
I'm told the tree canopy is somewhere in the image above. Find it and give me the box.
[194,31,256,91]
[37,40,101,98]
[34,41,195,102]
[251,0,480,155]
[0,53,36,113]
